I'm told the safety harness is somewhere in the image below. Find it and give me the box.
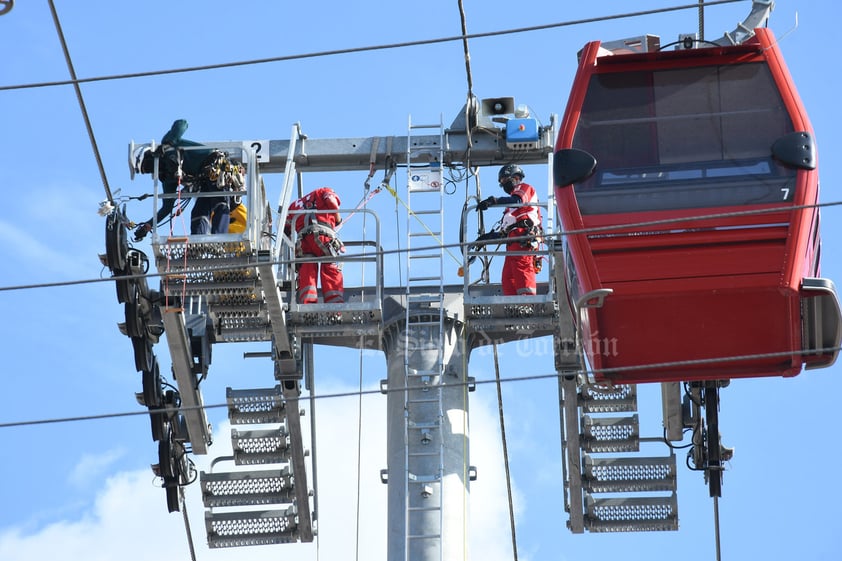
[297,221,344,257]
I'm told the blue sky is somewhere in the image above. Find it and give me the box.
[1,1,841,560]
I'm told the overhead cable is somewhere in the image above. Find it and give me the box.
[0,1,744,93]
[2,198,840,294]
[47,0,113,202]
[2,343,840,431]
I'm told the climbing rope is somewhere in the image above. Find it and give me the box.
[456,0,475,159]
[337,161,395,233]
[383,177,463,266]
[352,164,381,561]
[492,343,519,560]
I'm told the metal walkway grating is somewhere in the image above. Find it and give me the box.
[227,386,286,425]
[231,428,291,465]
[580,384,637,413]
[205,506,299,548]
[581,414,640,453]
[201,468,294,508]
[583,455,677,493]
[585,494,679,532]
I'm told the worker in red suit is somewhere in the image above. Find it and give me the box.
[284,187,345,304]
[476,164,542,296]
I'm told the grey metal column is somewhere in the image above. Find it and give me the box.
[382,300,469,561]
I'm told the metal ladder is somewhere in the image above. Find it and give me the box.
[402,115,446,560]
[560,380,679,533]
[200,385,315,547]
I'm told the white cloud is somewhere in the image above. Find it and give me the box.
[0,470,189,561]
[67,448,126,489]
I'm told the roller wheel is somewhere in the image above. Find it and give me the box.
[131,336,154,373]
[115,277,132,304]
[141,355,162,408]
[158,428,181,513]
[105,210,128,272]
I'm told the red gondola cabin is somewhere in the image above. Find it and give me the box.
[554,28,841,384]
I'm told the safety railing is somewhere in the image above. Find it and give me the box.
[279,207,383,307]
[460,201,554,299]
[130,141,269,252]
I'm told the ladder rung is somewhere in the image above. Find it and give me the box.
[407,382,441,390]
[408,275,441,282]
[407,397,440,405]
[408,473,441,482]
[402,345,441,353]
[408,188,441,194]
[408,368,441,376]
[409,451,440,457]
[408,294,442,303]
[406,310,441,317]
[405,370,439,379]
[409,123,441,129]
[408,533,443,540]
[407,321,441,329]
[409,421,440,429]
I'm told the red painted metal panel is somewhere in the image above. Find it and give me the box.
[593,240,786,284]
[585,287,802,384]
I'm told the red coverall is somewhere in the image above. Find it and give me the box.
[500,182,541,296]
[285,187,345,304]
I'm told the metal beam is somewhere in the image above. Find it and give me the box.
[257,124,555,174]
[256,256,297,373]
[282,382,314,543]
[160,308,211,454]
[560,375,584,533]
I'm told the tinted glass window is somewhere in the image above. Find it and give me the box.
[572,62,796,214]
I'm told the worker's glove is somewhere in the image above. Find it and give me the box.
[479,230,503,242]
[477,196,497,212]
[470,230,503,250]
[133,222,152,242]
